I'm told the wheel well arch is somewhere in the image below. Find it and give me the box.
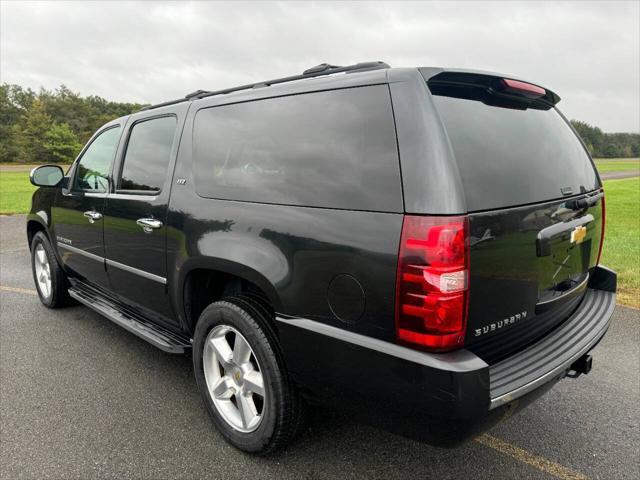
[182,267,279,334]
[26,219,48,250]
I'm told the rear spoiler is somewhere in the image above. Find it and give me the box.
[419,68,561,110]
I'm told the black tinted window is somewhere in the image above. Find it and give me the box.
[193,85,402,211]
[119,116,176,192]
[431,93,599,211]
[75,126,121,192]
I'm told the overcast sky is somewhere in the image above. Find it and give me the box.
[1,1,638,132]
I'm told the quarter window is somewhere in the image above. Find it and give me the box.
[74,126,121,192]
[192,85,402,212]
[118,116,177,192]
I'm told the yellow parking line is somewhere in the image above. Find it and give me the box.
[0,285,38,295]
[476,434,588,480]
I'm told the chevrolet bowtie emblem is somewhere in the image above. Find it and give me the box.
[570,225,587,244]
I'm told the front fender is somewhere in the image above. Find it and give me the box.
[26,187,55,247]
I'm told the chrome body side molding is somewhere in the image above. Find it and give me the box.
[57,242,104,263]
[105,258,167,285]
[56,242,166,285]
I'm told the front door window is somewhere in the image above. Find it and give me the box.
[74,126,122,192]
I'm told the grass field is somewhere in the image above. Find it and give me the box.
[1,168,638,307]
[0,171,36,215]
[600,177,640,307]
[594,158,640,173]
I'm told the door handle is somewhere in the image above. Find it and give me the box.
[136,218,163,234]
[83,210,103,224]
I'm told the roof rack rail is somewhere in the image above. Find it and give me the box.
[139,61,390,112]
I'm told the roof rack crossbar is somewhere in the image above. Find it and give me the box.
[139,61,389,111]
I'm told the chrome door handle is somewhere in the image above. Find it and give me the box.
[136,218,163,234]
[83,210,103,224]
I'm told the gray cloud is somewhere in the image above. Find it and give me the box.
[1,1,638,132]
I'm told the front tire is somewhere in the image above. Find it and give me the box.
[30,231,71,308]
[193,297,302,454]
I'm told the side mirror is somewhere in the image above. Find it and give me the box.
[30,165,65,187]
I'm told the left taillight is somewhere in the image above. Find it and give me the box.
[395,215,469,352]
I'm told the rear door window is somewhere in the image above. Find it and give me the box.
[192,85,402,212]
[431,90,599,211]
[118,116,177,193]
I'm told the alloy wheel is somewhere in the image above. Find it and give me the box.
[33,243,52,299]
[203,325,266,432]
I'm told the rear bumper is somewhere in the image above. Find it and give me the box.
[276,266,616,446]
[489,287,614,409]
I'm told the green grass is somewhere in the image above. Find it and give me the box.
[0,171,36,215]
[594,158,639,173]
[0,162,73,166]
[601,177,640,308]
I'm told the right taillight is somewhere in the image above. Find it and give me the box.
[596,192,606,265]
[395,215,469,352]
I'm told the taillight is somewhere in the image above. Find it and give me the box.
[395,215,469,351]
[596,192,606,265]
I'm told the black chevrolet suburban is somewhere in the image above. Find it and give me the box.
[27,62,616,454]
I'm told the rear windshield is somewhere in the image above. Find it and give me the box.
[431,91,599,211]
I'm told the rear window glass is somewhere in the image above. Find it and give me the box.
[192,85,402,211]
[431,93,599,211]
[119,116,177,192]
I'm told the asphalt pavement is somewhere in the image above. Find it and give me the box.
[1,214,638,480]
[599,171,640,180]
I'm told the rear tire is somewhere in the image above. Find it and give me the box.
[228,293,310,441]
[193,297,304,454]
[30,231,71,308]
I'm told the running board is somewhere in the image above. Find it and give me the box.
[68,283,191,354]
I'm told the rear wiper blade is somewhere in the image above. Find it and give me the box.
[566,191,604,210]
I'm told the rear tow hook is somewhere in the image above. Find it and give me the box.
[567,354,593,378]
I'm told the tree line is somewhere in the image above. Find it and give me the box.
[0,84,144,164]
[569,120,639,158]
[0,83,638,164]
